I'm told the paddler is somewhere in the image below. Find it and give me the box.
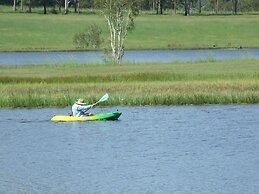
[72,98,96,117]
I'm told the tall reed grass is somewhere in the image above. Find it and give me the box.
[1,59,259,107]
[1,80,259,107]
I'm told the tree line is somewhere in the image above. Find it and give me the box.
[2,0,258,15]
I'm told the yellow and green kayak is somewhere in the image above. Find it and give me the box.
[51,112,122,122]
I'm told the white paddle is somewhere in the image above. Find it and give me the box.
[93,93,109,106]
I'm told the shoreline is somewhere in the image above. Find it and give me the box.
[0,46,256,53]
[1,103,259,109]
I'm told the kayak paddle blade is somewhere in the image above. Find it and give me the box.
[97,93,109,104]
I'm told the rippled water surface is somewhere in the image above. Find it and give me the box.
[0,105,258,193]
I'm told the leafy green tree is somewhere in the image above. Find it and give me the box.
[241,0,259,11]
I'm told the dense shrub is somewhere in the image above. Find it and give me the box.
[73,24,102,49]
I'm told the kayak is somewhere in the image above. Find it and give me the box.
[51,112,122,122]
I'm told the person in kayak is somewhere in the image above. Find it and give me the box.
[72,98,96,117]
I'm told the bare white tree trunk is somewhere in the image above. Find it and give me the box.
[65,0,68,14]
[13,0,16,12]
[102,3,133,64]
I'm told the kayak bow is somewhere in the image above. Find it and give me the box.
[51,112,122,122]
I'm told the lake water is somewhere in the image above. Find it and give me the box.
[1,49,259,66]
[0,105,258,194]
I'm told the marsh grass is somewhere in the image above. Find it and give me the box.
[1,82,259,107]
[1,59,259,107]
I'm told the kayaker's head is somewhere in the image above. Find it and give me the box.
[75,98,86,105]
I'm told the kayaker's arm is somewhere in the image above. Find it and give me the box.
[77,104,94,113]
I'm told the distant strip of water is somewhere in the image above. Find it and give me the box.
[0,49,259,66]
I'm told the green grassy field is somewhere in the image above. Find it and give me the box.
[1,59,259,107]
[0,12,259,51]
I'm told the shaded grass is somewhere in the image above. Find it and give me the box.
[1,59,259,107]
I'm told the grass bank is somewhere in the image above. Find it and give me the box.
[1,59,259,107]
[0,12,259,51]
